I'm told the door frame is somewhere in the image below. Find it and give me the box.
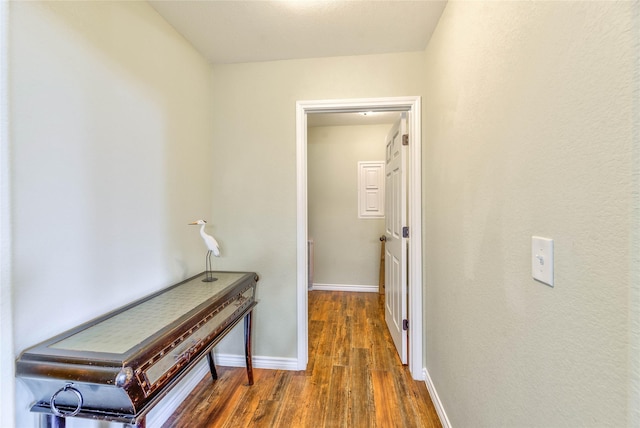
[295,96,423,379]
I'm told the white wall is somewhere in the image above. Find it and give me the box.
[422,2,639,426]
[209,52,425,359]
[308,124,387,289]
[8,2,214,426]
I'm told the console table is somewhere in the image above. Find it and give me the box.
[16,271,258,428]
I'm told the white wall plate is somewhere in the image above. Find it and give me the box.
[532,236,554,287]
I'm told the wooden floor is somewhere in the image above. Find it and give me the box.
[162,291,441,428]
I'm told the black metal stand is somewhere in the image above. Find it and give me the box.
[202,251,218,282]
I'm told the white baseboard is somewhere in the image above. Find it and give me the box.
[214,353,299,371]
[423,367,452,428]
[146,354,298,427]
[312,283,379,293]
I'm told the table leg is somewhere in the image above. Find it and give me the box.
[206,350,218,380]
[124,416,145,428]
[42,414,65,428]
[244,311,254,385]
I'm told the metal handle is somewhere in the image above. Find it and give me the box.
[380,235,387,242]
[50,383,83,417]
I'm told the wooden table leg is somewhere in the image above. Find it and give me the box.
[244,311,254,385]
[42,414,65,428]
[124,416,145,428]
[206,350,218,380]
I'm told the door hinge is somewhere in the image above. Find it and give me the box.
[402,134,409,146]
[402,227,409,238]
[403,319,409,330]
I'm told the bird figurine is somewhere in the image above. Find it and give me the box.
[189,219,221,282]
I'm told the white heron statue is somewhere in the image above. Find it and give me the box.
[189,219,220,282]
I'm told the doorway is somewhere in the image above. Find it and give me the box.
[295,96,423,380]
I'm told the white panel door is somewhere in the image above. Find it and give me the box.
[384,114,408,364]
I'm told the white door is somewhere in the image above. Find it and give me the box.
[384,113,408,364]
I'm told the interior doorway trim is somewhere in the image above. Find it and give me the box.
[296,96,423,379]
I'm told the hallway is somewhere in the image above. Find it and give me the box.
[163,290,441,427]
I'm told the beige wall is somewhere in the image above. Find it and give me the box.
[4,1,638,427]
[8,2,214,426]
[209,52,425,358]
[308,124,387,288]
[422,1,638,426]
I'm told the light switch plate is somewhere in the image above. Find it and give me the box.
[532,236,554,287]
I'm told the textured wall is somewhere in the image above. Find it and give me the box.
[308,124,388,288]
[9,2,214,426]
[209,52,425,358]
[422,2,638,426]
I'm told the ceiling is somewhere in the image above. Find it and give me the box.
[148,0,447,65]
[148,1,446,126]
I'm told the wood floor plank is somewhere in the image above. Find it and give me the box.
[306,319,324,374]
[371,369,400,428]
[163,291,441,428]
[389,365,422,428]
[250,399,279,427]
[401,366,442,428]
[306,354,331,427]
[220,370,277,428]
[324,365,349,427]
[265,370,291,401]
[316,321,334,358]
[349,348,376,428]
[332,315,351,367]
[271,371,309,427]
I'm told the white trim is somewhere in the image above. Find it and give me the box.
[312,283,379,293]
[214,353,299,371]
[423,368,452,428]
[297,96,423,379]
[295,103,309,370]
[407,98,423,379]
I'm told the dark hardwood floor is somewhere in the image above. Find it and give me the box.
[162,290,441,427]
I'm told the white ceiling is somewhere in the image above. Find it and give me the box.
[148,0,447,65]
[148,1,445,126]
